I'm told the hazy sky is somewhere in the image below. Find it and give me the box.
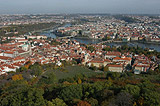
[0,0,160,14]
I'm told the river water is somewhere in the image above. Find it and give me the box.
[40,24,160,52]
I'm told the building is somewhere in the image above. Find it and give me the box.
[134,65,150,73]
[113,56,132,65]
[105,52,121,59]
[3,51,16,58]
[88,59,111,67]
[0,56,12,62]
[108,64,123,72]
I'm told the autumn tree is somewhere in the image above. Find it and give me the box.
[103,66,109,72]
[78,78,82,84]
[24,61,32,69]
[137,97,144,106]
[77,101,91,106]
[12,74,23,81]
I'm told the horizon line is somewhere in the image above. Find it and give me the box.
[0,13,160,16]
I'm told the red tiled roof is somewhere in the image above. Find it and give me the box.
[4,51,14,54]
[114,57,131,61]
[12,63,22,67]
[104,59,111,62]
[108,64,123,67]
[13,56,25,61]
[90,60,104,63]
[135,65,150,68]
[0,56,12,60]
[106,52,121,56]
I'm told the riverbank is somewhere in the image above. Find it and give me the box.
[100,40,160,45]
[53,32,102,40]
[53,31,160,45]
[74,36,102,40]
[34,24,63,34]
[137,41,160,45]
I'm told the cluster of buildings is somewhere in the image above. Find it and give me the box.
[0,14,160,75]
[0,35,47,75]
[0,42,31,75]
[0,14,75,27]
[0,34,159,75]
[57,16,160,42]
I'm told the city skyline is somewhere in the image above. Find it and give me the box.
[0,0,160,14]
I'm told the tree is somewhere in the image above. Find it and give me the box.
[20,66,28,72]
[38,71,56,84]
[78,78,82,84]
[90,64,97,71]
[100,89,114,100]
[16,66,28,72]
[102,36,110,41]
[59,85,83,101]
[47,101,54,106]
[82,81,112,99]
[103,66,109,72]
[142,89,160,106]
[87,46,95,52]
[106,72,121,80]
[77,101,91,106]
[24,61,32,69]
[101,99,115,106]
[125,64,132,70]
[148,69,157,75]
[115,92,133,106]
[137,97,144,106]
[51,98,67,106]
[29,63,43,76]
[124,84,140,99]
[79,30,82,35]
[0,81,45,106]
[85,98,98,106]
[12,74,23,81]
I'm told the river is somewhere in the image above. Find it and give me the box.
[40,24,160,52]
[105,42,160,52]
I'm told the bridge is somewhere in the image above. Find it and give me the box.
[97,40,113,44]
[57,35,76,39]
